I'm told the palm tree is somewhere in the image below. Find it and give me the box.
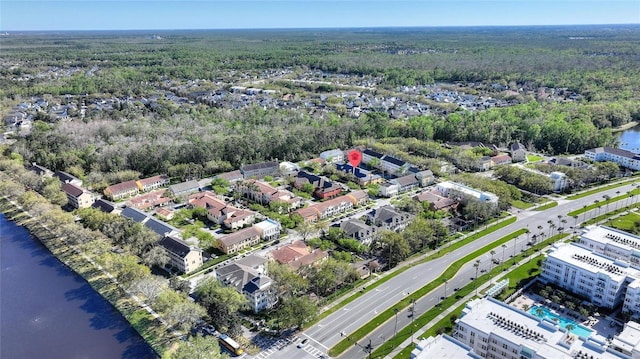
[615,190,621,210]
[603,194,611,214]
[565,323,575,333]
[535,307,545,318]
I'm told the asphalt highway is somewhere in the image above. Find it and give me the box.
[299,182,638,359]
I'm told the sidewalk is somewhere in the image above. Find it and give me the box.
[384,251,541,358]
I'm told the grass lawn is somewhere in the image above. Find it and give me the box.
[607,211,640,233]
[526,154,544,162]
[512,199,535,210]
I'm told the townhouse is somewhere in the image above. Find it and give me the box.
[216,226,261,254]
[291,190,368,223]
[158,234,203,274]
[61,182,94,209]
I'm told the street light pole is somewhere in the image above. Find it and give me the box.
[341,331,373,359]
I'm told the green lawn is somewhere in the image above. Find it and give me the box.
[607,212,640,233]
[512,199,535,210]
[567,189,639,217]
[526,154,544,162]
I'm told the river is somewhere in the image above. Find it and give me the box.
[0,213,158,359]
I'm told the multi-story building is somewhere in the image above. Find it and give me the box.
[61,182,94,209]
[319,148,344,163]
[104,180,139,201]
[436,181,499,206]
[215,255,277,313]
[576,226,640,269]
[189,191,256,230]
[136,175,170,192]
[240,161,280,179]
[584,147,640,171]
[411,335,480,359]
[340,219,377,245]
[367,205,413,232]
[254,219,282,241]
[291,190,368,222]
[293,171,342,200]
[540,242,638,310]
[217,226,261,254]
[158,234,203,274]
[235,180,301,211]
[453,297,618,359]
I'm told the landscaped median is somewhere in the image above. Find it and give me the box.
[327,226,528,357]
[533,201,557,211]
[391,254,547,359]
[310,216,517,326]
[568,188,640,217]
[566,178,639,200]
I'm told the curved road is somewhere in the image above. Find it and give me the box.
[300,182,638,358]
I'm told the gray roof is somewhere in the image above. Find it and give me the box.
[169,180,200,195]
[216,263,259,292]
[145,217,178,237]
[121,206,149,223]
[382,155,406,167]
[241,161,279,173]
[340,219,373,236]
[235,254,268,269]
[92,199,116,213]
[244,275,272,294]
[159,234,196,259]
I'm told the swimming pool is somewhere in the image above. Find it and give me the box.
[529,305,593,338]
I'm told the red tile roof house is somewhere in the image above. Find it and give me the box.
[126,189,171,210]
[236,180,301,211]
[490,154,512,167]
[189,191,256,230]
[104,180,139,201]
[136,175,170,192]
[268,240,328,271]
[414,189,458,212]
[293,171,342,200]
[61,182,94,209]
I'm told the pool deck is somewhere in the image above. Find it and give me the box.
[511,292,622,340]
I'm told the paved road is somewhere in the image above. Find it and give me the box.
[298,182,639,359]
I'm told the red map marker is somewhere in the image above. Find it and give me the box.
[348,149,362,168]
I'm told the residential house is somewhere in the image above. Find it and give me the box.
[476,156,493,172]
[217,226,261,254]
[291,190,368,222]
[361,149,384,167]
[414,170,435,187]
[158,234,203,274]
[367,205,413,232]
[236,180,301,211]
[61,183,94,209]
[378,182,399,197]
[549,157,588,168]
[335,163,383,186]
[216,170,244,183]
[319,149,344,163]
[91,199,117,214]
[54,170,82,186]
[27,163,53,177]
[136,175,170,192]
[155,207,175,221]
[381,155,410,175]
[269,240,328,270]
[168,180,200,197]
[240,161,280,179]
[490,154,512,167]
[254,219,282,241]
[509,142,527,162]
[414,189,457,212]
[104,180,139,201]
[585,147,640,171]
[293,171,342,200]
[215,255,277,313]
[126,189,171,210]
[341,219,377,245]
[189,191,256,230]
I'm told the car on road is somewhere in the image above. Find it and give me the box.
[297,338,309,348]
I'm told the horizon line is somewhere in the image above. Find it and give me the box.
[2,23,639,33]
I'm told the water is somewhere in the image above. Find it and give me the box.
[529,305,593,338]
[0,213,158,359]
[617,125,640,154]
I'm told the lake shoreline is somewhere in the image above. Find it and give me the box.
[0,197,171,357]
[612,121,638,133]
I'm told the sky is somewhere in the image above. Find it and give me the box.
[1,0,639,31]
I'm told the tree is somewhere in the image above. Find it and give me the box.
[142,245,170,268]
[297,221,316,241]
[268,261,309,298]
[169,276,192,293]
[195,278,248,332]
[110,254,151,285]
[275,296,319,330]
[165,300,207,333]
[171,334,226,359]
[379,231,411,268]
[130,275,167,303]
